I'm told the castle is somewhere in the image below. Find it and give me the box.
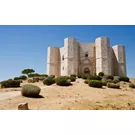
[47,37,127,77]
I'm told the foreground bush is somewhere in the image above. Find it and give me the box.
[119,76,129,82]
[77,74,82,78]
[70,76,76,82]
[107,83,120,89]
[101,79,107,86]
[21,84,41,97]
[88,75,101,80]
[43,77,55,85]
[88,80,103,88]
[33,77,39,82]
[28,79,34,83]
[81,74,89,79]
[56,76,71,86]
[1,80,20,88]
[129,83,135,88]
[84,80,88,84]
[113,79,120,83]
[98,72,104,76]
[70,75,76,78]
[19,75,27,80]
[106,75,114,80]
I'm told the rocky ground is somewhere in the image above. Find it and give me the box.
[0,79,135,110]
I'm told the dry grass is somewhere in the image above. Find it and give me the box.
[0,79,135,110]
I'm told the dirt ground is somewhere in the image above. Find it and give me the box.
[0,78,135,110]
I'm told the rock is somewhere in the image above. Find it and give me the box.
[18,102,29,110]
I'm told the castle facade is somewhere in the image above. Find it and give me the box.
[47,37,127,77]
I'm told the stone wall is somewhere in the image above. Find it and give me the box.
[79,43,96,75]
[64,37,79,75]
[112,45,127,76]
[95,37,112,75]
[47,46,60,76]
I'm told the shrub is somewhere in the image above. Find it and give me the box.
[1,80,20,88]
[21,84,41,97]
[129,83,135,88]
[33,77,39,82]
[84,80,88,84]
[98,72,104,76]
[101,79,107,86]
[106,75,114,80]
[70,76,76,82]
[39,77,45,81]
[70,75,76,78]
[43,77,55,85]
[28,79,34,83]
[28,73,40,78]
[88,80,103,88]
[88,75,101,80]
[81,74,89,79]
[107,79,113,83]
[119,76,129,82]
[56,77,71,86]
[113,79,120,84]
[77,74,82,78]
[107,83,120,89]
[49,75,55,78]
[14,77,20,80]
[19,75,27,80]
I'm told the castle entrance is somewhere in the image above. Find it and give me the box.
[84,67,90,74]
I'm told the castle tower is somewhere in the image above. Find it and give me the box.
[95,37,112,75]
[47,46,60,77]
[64,37,79,75]
[112,45,127,76]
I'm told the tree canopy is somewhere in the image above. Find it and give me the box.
[22,69,35,76]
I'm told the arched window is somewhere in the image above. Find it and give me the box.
[85,52,88,57]
[62,55,64,60]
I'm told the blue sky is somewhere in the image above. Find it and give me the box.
[0,25,134,81]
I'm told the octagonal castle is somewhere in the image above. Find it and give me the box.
[47,37,127,77]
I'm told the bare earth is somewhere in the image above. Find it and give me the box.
[1,79,135,110]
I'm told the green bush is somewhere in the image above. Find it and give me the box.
[49,75,55,78]
[119,76,129,82]
[88,75,101,80]
[70,75,76,78]
[113,79,120,84]
[56,77,71,86]
[84,80,88,84]
[88,80,103,88]
[43,77,55,85]
[1,80,20,88]
[19,75,27,80]
[14,77,20,80]
[33,77,39,82]
[70,76,76,82]
[81,74,89,79]
[28,73,40,78]
[98,72,104,76]
[107,83,120,89]
[28,79,34,83]
[77,74,82,78]
[21,84,41,97]
[39,77,45,81]
[101,79,107,86]
[107,79,113,83]
[129,83,135,88]
[106,75,114,80]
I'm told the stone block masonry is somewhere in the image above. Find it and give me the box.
[47,36,127,77]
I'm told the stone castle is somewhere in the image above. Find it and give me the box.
[47,37,127,77]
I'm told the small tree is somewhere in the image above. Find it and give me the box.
[22,69,35,76]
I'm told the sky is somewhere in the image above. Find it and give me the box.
[0,25,135,81]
